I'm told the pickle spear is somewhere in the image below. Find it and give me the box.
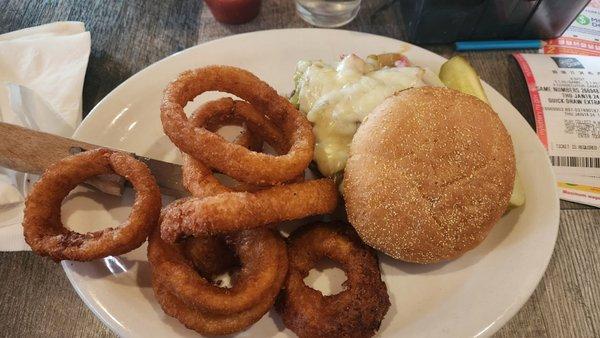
[439,55,525,208]
[439,55,489,103]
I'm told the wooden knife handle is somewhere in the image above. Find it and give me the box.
[0,122,125,196]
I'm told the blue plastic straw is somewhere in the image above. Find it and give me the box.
[455,40,543,51]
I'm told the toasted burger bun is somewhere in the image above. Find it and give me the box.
[343,87,515,264]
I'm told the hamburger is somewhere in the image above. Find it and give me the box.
[292,54,520,264]
[343,87,515,263]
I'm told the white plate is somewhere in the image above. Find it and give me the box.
[62,29,559,338]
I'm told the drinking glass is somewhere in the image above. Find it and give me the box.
[295,0,361,28]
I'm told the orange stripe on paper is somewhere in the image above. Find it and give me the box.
[513,53,548,149]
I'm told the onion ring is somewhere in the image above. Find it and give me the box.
[276,222,390,338]
[22,148,162,261]
[160,179,338,242]
[150,199,285,314]
[161,65,314,185]
[182,97,291,198]
[148,216,288,335]
[152,272,282,336]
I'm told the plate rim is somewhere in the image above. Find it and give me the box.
[64,28,560,338]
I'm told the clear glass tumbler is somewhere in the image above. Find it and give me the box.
[295,0,361,28]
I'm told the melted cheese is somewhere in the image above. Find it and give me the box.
[294,54,443,177]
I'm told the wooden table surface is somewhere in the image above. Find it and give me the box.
[1,1,598,337]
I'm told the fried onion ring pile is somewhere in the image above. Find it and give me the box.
[22,65,390,337]
[151,100,291,335]
[153,69,341,335]
[159,68,338,240]
[151,127,292,335]
[22,148,161,261]
[277,222,391,338]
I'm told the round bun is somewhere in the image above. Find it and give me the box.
[343,87,515,264]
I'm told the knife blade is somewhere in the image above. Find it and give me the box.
[0,122,185,197]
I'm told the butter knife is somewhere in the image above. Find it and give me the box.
[0,122,184,197]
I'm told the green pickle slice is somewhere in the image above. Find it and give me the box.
[439,55,489,103]
[439,56,525,208]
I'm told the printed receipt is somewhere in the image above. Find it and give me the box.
[514,53,600,207]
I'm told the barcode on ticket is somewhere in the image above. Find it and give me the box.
[550,155,600,168]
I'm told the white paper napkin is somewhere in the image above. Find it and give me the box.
[0,22,91,251]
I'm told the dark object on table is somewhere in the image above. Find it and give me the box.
[205,0,261,25]
[400,0,590,44]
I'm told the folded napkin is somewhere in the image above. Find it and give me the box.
[0,22,90,251]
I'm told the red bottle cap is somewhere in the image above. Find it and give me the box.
[205,0,262,25]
